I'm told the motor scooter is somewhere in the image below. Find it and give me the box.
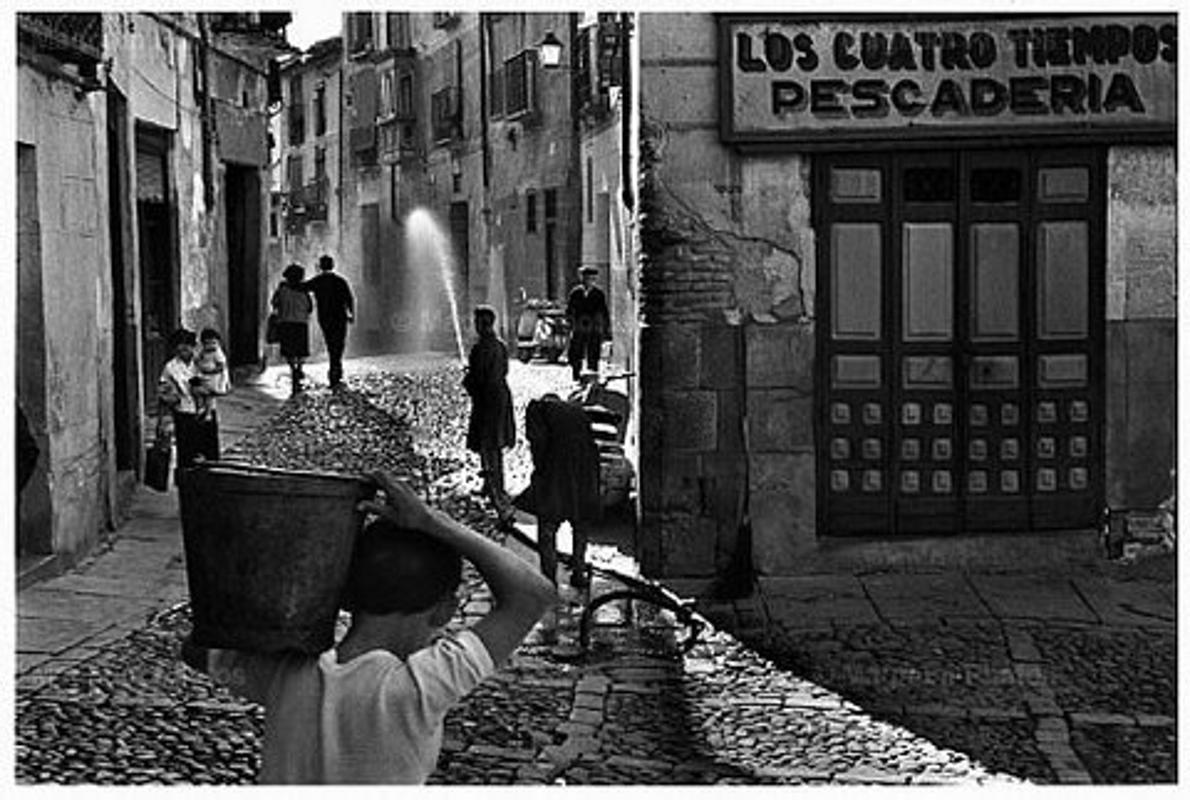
[514,294,571,364]
[568,373,635,512]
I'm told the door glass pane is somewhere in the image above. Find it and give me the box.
[831,223,881,340]
[831,168,881,203]
[970,223,1019,341]
[1037,221,1088,339]
[902,222,953,341]
[1038,167,1089,203]
[970,168,1022,204]
[1038,354,1088,388]
[903,356,953,389]
[832,355,882,389]
[903,168,954,202]
[970,356,1020,389]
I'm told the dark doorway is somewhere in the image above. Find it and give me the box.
[224,164,263,367]
[136,124,177,407]
[17,143,51,556]
[361,202,381,351]
[107,87,139,472]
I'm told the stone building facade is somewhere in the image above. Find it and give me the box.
[270,12,633,361]
[637,13,1177,587]
[16,12,285,565]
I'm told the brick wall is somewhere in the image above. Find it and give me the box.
[638,14,817,579]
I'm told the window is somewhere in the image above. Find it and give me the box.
[379,70,395,118]
[309,147,328,221]
[504,50,537,118]
[287,75,304,145]
[431,86,461,143]
[396,74,414,120]
[526,191,537,233]
[348,13,374,54]
[386,13,410,49]
[586,158,594,222]
[286,154,303,191]
[314,146,326,182]
[545,188,557,220]
[314,83,327,137]
[269,192,280,237]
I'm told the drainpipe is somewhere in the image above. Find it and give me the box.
[338,59,345,257]
[619,14,634,212]
[197,14,215,212]
[568,11,581,303]
[480,14,491,192]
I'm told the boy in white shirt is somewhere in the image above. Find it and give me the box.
[182,472,555,784]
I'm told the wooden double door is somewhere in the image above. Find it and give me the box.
[816,148,1104,536]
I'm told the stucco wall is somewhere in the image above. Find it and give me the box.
[639,14,817,578]
[1105,146,1177,507]
[17,68,113,556]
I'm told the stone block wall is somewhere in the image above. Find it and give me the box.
[638,13,816,580]
[1105,146,1177,508]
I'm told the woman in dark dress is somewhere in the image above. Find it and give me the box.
[516,393,601,589]
[271,263,313,394]
[463,306,516,524]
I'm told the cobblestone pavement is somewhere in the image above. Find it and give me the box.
[15,354,1176,785]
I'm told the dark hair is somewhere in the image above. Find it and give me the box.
[199,327,221,342]
[343,517,462,615]
[319,254,335,271]
[168,328,197,349]
[283,263,305,283]
[473,305,496,324]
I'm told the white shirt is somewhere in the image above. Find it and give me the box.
[209,630,494,784]
[158,356,198,414]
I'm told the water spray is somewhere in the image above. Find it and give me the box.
[404,208,467,364]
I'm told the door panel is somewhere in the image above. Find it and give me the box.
[892,154,959,534]
[819,156,891,535]
[1028,149,1102,529]
[818,148,1103,537]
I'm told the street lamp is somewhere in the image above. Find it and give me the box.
[538,31,564,69]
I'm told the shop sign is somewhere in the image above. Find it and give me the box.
[720,15,1176,145]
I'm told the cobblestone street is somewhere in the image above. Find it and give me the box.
[15,354,1178,785]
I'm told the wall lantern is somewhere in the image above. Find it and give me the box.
[538,31,564,69]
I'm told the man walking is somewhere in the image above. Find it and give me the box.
[304,254,355,388]
[565,266,610,383]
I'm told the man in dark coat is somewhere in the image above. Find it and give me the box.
[516,393,601,589]
[463,306,515,524]
[565,266,610,383]
[303,254,355,388]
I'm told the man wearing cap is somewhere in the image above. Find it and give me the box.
[565,266,610,383]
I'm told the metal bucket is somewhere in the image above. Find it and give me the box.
[177,462,375,654]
